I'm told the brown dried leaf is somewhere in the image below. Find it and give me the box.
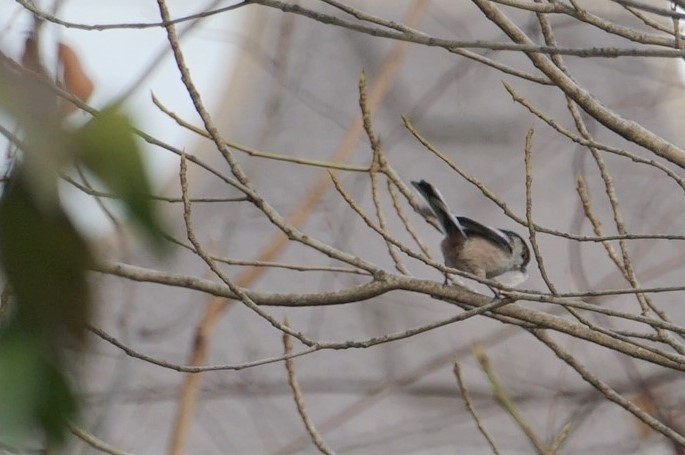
[58,42,94,113]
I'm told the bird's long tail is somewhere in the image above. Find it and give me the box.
[411,180,465,237]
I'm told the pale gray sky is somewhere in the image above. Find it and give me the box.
[1,0,244,235]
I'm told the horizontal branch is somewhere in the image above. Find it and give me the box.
[95,260,685,307]
[250,0,685,58]
[89,325,318,373]
[93,261,685,372]
[14,0,249,30]
[611,0,685,19]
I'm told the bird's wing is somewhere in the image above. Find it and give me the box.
[456,216,513,253]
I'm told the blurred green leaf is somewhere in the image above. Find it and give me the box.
[37,357,78,443]
[0,60,85,446]
[0,332,42,440]
[0,330,76,445]
[0,64,166,447]
[0,175,85,444]
[0,176,92,339]
[72,106,167,252]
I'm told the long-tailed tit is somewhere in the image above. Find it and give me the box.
[411,180,530,285]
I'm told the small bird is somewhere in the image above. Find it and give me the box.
[411,180,530,285]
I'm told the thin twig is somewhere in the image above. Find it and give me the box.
[386,179,432,257]
[358,71,409,274]
[151,93,369,172]
[405,113,685,243]
[611,0,685,18]
[471,0,685,168]
[532,329,685,446]
[673,2,683,49]
[178,153,312,344]
[283,319,336,455]
[62,174,247,204]
[15,0,249,31]
[453,359,502,455]
[163,233,370,275]
[474,346,550,455]
[89,325,318,373]
[523,128,557,294]
[622,4,674,35]
[491,0,678,47]
[68,422,134,455]
[502,83,685,194]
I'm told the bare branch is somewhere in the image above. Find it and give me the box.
[15,0,249,31]
[533,330,685,446]
[68,423,135,455]
[474,346,550,455]
[283,319,336,455]
[471,0,685,168]
[453,359,502,455]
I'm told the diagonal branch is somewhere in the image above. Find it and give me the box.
[471,0,685,169]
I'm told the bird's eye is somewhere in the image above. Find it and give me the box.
[519,241,529,262]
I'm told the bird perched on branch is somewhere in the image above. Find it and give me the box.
[411,179,530,286]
